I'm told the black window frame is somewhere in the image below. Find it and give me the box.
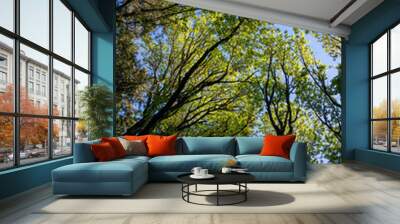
[0,0,92,171]
[370,21,400,154]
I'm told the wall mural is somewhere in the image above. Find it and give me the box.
[116,0,342,163]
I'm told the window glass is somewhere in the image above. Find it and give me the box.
[391,24,400,70]
[20,44,49,115]
[372,76,387,119]
[74,18,89,70]
[391,120,400,153]
[74,69,89,118]
[53,59,72,117]
[75,120,88,143]
[0,35,13,112]
[20,0,49,49]
[53,119,72,157]
[0,0,14,31]
[372,121,388,151]
[53,0,72,60]
[0,116,14,170]
[19,117,49,165]
[36,84,40,95]
[28,81,33,93]
[372,33,387,76]
[0,0,92,168]
[391,72,400,118]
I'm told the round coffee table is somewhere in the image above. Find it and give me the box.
[177,173,255,206]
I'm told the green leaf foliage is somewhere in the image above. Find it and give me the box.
[116,0,342,163]
[79,84,114,140]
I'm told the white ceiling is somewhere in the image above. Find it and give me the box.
[227,0,352,22]
[168,0,384,37]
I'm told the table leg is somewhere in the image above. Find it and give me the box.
[181,184,183,199]
[187,184,190,202]
[245,183,247,201]
[217,184,219,206]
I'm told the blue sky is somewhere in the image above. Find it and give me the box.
[275,24,340,81]
[307,33,340,81]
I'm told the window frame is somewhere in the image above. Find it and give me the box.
[0,0,92,171]
[370,22,400,154]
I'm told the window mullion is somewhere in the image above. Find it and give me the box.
[370,44,373,149]
[388,30,391,153]
[48,0,54,160]
[71,10,76,155]
[13,0,20,167]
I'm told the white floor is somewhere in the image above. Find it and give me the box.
[1,162,400,224]
[38,183,358,214]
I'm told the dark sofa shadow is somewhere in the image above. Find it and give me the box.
[203,190,295,207]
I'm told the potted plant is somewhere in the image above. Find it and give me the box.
[79,84,113,140]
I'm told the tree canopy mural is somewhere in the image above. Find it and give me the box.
[116,0,342,163]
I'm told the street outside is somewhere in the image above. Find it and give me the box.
[0,146,71,170]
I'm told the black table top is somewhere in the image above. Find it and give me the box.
[177,172,255,185]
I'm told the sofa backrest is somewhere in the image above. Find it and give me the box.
[74,136,297,160]
[73,140,100,163]
[177,137,236,155]
[235,137,264,155]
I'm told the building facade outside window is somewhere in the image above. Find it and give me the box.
[0,54,7,67]
[28,67,34,79]
[0,0,91,170]
[35,83,40,95]
[0,54,8,91]
[28,81,33,94]
[0,71,6,85]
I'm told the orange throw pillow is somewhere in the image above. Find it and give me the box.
[91,142,117,161]
[123,135,148,142]
[260,135,296,159]
[146,135,177,157]
[101,137,126,158]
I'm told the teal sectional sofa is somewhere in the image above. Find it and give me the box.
[52,137,307,196]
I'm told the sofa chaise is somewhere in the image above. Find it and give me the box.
[52,137,307,196]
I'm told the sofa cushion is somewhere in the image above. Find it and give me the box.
[91,142,118,161]
[236,155,293,172]
[147,135,177,157]
[53,158,147,183]
[149,154,235,172]
[235,137,263,155]
[123,135,149,142]
[260,135,296,159]
[101,137,127,158]
[116,155,150,163]
[118,138,147,156]
[177,137,235,155]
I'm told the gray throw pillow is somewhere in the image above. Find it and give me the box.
[118,137,147,156]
